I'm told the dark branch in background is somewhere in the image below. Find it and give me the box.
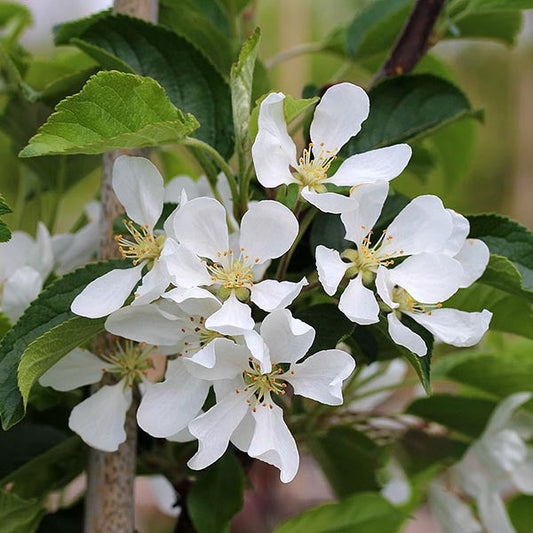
[372,0,446,86]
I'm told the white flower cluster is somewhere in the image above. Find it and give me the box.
[38,82,492,482]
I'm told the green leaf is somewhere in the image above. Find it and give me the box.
[350,316,433,394]
[444,11,523,46]
[295,304,355,352]
[406,394,496,439]
[231,28,260,152]
[158,0,235,78]
[0,259,128,430]
[19,71,199,157]
[446,281,533,339]
[456,0,533,13]
[508,494,533,533]
[54,13,233,157]
[273,492,404,533]
[0,2,32,45]
[0,436,86,500]
[436,339,533,401]
[0,490,44,533]
[18,316,105,408]
[0,194,11,242]
[343,74,480,155]
[187,451,245,533]
[310,426,387,497]
[478,255,533,301]
[468,214,533,291]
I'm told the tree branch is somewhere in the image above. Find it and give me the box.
[372,0,446,86]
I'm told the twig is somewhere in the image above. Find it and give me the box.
[372,0,446,86]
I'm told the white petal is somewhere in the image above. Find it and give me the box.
[69,380,132,452]
[243,330,271,373]
[443,209,470,256]
[239,200,298,262]
[388,253,464,303]
[2,267,43,322]
[105,304,181,345]
[161,239,212,288]
[0,231,34,278]
[381,195,453,256]
[338,275,379,325]
[252,92,298,188]
[230,411,255,452]
[188,388,249,470]
[315,246,348,296]
[167,423,197,443]
[248,402,299,483]
[310,83,369,155]
[251,277,307,312]
[285,349,355,405]
[53,221,99,275]
[35,222,54,278]
[187,340,218,369]
[341,182,389,246]
[172,197,229,261]
[39,348,104,391]
[375,265,398,310]
[511,449,533,494]
[132,259,170,306]
[477,489,515,533]
[71,264,143,318]
[112,155,164,229]
[301,188,356,214]
[330,144,412,187]
[409,308,492,347]
[147,475,181,517]
[205,292,255,335]
[137,359,210,438]
[455,239,490,288]
[387,313,427,356]
[164,175,200,203]
[163,286,221,317]
[260,309,315,365]
[484,392,532,436]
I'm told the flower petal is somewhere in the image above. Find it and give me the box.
[2,267,43,322]
[484,392,532,436]
[239,200,298,263]
[454,239,490,288]
[163,286,221,317]
[164,175,200,203]
[39,348,104,391]
[341,182,389,246]
[161,239,212,288]
[147,475,181,517]
[375,265,398,310]
[381,195,453,256]
[105,304,181,345]
[131,259,170,306]
[112,155,164,229]
[69,380,132,452]
[409,308,492,348]
[252,92,298,188]
[316,246,348,296]
[250,277,307,312]
[137,358,210,438]
[338,275,379,325]
[310,82,369,155]
[330,144,412,187]
[248,402,299,483]
[172,197,229,261]
[259,309,315,365]
[443,209,469,256]
[242,330,271,373]
[71,264,143,318]
[301,188,356,214]
[387,313,427,356]
[388,253,464,304]
[188,387,249,470]
[477,489,515,533]
[205,292,255,335]
[285,349,355,405]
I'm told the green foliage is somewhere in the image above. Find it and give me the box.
[406,394,496,439]
[187,451,245,533]
[19,71,199,157]
[0,259,128,430]
[18,316,105,408]
[0,2,32,46]
[0,490,43,533]
[451,0,533,13]
[343,74,480,155]
[508,494,533,533]
[231,28,260,153]
[309,426,387,497]
[0,193,11,242]
[274,492,405,533]
[54,12,233,157]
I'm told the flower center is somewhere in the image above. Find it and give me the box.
[392,285,442,315]
[296,142,338,191]
[237,359,288,411]
[101,341,154,386]
[115,219,165,267]
[177,315,229,357]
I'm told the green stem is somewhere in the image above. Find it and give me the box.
[265,42,323,69]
